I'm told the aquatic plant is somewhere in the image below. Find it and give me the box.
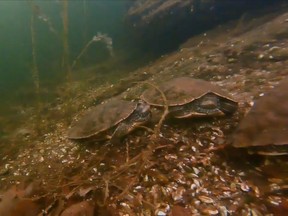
[71,32,114,70]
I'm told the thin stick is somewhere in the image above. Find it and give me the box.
[136,125,155,134]
[83,0,87,42]
[61,0,71,82]
[103,179,109,204]
[126,141,129,162]
[111,183,155,209]
[139,81,169,137]
[30,13,40,99]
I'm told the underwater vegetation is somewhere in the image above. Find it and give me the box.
[28,0,115,94]
[71,32,114,70]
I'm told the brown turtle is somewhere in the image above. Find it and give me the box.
[67,98,151,143]
[141,77,238,119]
[232,78,288,155]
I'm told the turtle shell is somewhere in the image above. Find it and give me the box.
[67,98,137,140]
[141,77,235,106]
[232,78,288,155]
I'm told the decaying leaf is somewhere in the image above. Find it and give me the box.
[60,201,95,216]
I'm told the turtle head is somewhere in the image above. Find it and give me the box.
[134,100,151,122]
[110,100,151,144]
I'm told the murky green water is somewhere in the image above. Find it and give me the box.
[0,1,153,119]
[0,1,287,215]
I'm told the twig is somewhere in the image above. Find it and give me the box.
[138,81,169,138]
[61,0,71,82]
[30,13,40,102]
[136,125,155,134]
[111,183,155,209]
[103,178,109,204]
[126,141,129,162]
[37,198,59,216]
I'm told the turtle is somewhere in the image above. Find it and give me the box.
[140,77,238,119]
[232,78,288,156]
[67,98,151,144]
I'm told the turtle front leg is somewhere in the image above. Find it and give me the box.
[110,101,151,144]
[110,122,131,145]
